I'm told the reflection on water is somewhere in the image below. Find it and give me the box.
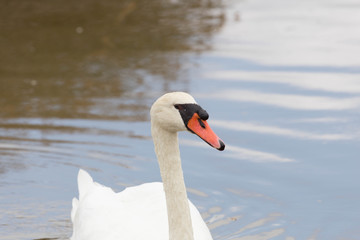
[181,139,294,163]
[213,0,360,67]
[1,0,360,239]
[211,120,356,141]
[199,89,360,110]
[230,213,284,240]
[0,0,225,119]
[205,71,360,93]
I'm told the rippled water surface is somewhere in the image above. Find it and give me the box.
[1,0,360,239]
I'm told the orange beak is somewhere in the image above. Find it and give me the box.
[187,113,225,151]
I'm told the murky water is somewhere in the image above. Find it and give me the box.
[1,0,360,239]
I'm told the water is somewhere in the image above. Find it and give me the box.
[1,0,360,239]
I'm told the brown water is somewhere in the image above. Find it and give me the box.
[0,0,225,120]
[1,1,360,240]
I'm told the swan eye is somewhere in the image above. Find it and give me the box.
[174,104,184,111]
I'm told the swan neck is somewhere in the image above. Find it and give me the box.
[152,124,194,240]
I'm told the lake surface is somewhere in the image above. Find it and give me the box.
[1,0,359,239]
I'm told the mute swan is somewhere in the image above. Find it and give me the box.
[71,92,225,240]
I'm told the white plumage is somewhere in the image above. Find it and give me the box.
[71,170,212,240]
[71,92,224,240]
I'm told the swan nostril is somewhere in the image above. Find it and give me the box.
[198,118,206,128]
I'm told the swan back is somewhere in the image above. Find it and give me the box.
[71,170,213,240]
[71,169,93,223]
[77,169,94,200]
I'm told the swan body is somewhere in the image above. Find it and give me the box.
[71,92,225,240]
[71,170,212,240]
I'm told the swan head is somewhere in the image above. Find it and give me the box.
[151,92,225,151]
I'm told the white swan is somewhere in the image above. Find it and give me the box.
[71,92,225,240]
